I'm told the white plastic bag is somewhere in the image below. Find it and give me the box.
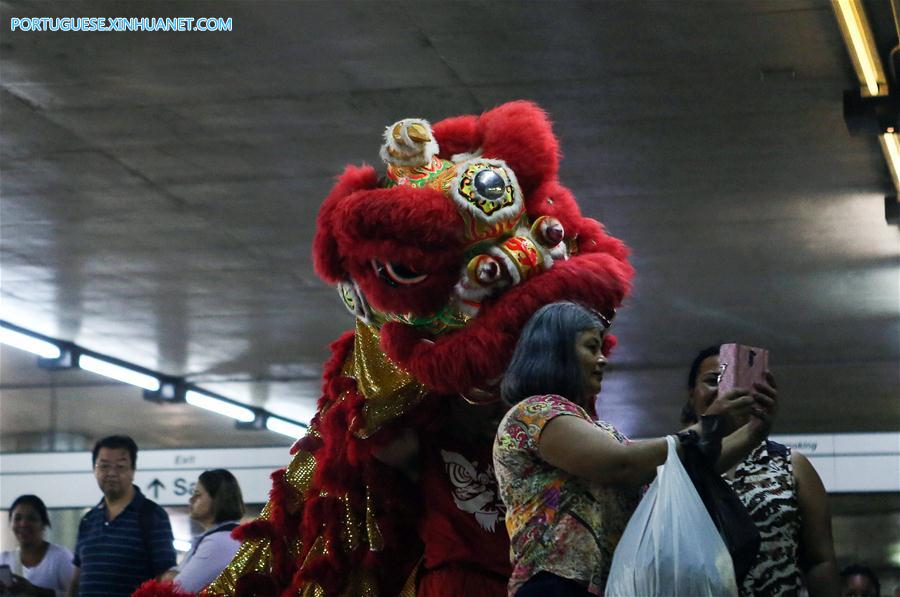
[605,435,738,596]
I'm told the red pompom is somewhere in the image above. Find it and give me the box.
[432,114,479,157]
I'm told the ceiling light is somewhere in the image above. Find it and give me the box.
[234,413,266,431]
[184,390,256,423]
[833,0,886,96]
[143,380,185,403]
[78,354,161,391]
[1,322,315,434]
[265,416,307,438]
[0,324,62,359]
[880,133,900,191]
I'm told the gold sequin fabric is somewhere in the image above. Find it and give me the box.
[365,488,385,552]
[205,322,424,595]
[397,560,421,597]
[204,537,274,595]
[340,495,361,552]
[338,569,379,597]
[285,449,317,498]
[299,584,326,597]
[348,320,428,438]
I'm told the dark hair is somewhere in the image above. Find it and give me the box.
[681,344,722,425]
[8,495,51,528]
[687,345,722,391]
[92,435,138,468]
[198,469,245,523]
[840,564,880,596]
[501,302,606,407]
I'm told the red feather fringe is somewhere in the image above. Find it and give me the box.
[133,580,195,597]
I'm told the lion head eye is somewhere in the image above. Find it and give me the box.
[473,169,506,200]
[371,259,428,286]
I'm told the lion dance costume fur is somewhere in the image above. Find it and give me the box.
[136,100,633,597]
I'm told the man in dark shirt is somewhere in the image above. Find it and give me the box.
[69,435,176,597]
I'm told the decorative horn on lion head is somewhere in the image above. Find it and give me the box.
[313,100,633,401]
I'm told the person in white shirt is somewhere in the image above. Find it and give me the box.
[162,470,245,592]
[0,495,74,597]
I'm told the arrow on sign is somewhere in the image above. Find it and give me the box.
[147,479,166,499]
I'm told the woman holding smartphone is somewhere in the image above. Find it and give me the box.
[492,302,778,596]
[681,345,839,596]
[0,495,74,597]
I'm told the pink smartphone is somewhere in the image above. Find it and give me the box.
[718,343,768,395]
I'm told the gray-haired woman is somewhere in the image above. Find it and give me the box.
[493,302,778,596]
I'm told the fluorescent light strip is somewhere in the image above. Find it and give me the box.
[78,354,161,391]
[3,322,309,436]
[184,390,256,423]
[265,416,306,439]
[835,0,881,96]
[0,327,62,359]
[880,133,900,191]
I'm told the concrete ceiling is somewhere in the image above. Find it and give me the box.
[1,0,898,456]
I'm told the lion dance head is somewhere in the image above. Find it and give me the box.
[314,100,632,399]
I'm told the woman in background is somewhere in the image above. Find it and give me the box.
[164,469,244,592]
[0,495,74,597]
[839,564,880,597]
[493,302,777,596]
[682,345,838,596]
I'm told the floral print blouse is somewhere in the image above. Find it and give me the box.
[493,394,640,596]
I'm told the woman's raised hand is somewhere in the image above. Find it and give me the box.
[747,371,778,440]
[703,388,755,435]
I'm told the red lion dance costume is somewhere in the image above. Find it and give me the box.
[137,101,632,597]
